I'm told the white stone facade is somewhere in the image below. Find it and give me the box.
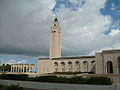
[38,50,120,74]
[38,18,120,74]
[11,64,35,73]
[96,50,120,74]
[38,56,96,73]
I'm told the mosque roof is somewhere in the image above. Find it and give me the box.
[52,56,95,60]
[38,56,95,60]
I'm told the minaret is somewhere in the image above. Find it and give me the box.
[49,18,61,59]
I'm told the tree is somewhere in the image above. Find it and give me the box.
[0,64,11,72]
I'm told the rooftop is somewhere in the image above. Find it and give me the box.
[102,49,120,53]
[38,56,95,60]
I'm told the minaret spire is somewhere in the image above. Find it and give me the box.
[49,18,61,59]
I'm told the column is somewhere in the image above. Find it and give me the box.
[23,66,24,73]
[25,66,26,73]
[32,66,34,73]
[14,66,16,73]
[13,66,14,73]
[17,66,18,73]
[18,67,19,73]
[11,66,13,72]
[29,66,30,73]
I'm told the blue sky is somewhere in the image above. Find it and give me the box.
[101,0,120,34]
[0,0,120,69]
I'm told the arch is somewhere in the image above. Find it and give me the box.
[16,67,19,72]
[107,61,113,74]
[75,61,79,65]
[83,61,88,72]
[118,56,120,73]
[54,62,58,72]
[75,61,80,72]
[14,67,16,72]
[30,67,33,73]
[22,66,24,73]
[61,62,65,72]
[24,67,26,73]
[91,61,96,73]
[27,67,29,72]
[91,61,95,65]
[61,62,65,65]
[54,62,58,66]
[19,67,21,73]
[68,61,72,72]
[12,67,14,72]
[68,61,72,65]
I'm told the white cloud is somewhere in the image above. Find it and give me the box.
[56,0,120,56]
[0,0,120,58]
[0,59,27,65]
[109,29,120,36]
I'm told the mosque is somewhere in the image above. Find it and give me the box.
[38,18,120,74]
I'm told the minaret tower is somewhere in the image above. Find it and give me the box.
[49,18,61,59]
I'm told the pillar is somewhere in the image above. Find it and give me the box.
[29,66,31,73]
[18,67,19,73]
[23,66,24,73]
[13,66,14,73]
[11,66,13,72]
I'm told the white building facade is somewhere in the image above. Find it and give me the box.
[11,64,35,73]
[38,18,120,74]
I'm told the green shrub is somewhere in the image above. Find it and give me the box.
[56,77,70,83]
[5,84,23,90]
[29,76,57,82]
[85,77,113,85]
[0,74,28,80]
[53,71,82,74]
[0,74,113,85]
[69,76,85,84]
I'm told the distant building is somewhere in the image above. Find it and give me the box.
[38,18,120,74]
[11,64,35,73]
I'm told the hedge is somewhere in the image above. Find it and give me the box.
[49,71,94,75]
[0,74,28,80]
[0,74,113,85]
[28,75,112,85]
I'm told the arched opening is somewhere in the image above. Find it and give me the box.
[68,61,72,72]
[107,61,113,74]
[14,67,16,72]
[61,62,65,72]
[91,61,96,73]
[83,61,88,72]
[22,67,23,72]
[118,57,120,73]
[11,67,13,72]
[27,67,29,72]
[91,61,95,66]
[19,67,21,73]
[24,67,26,73]
[54,62,58,72]
[17,67,19,72]
[54,62,58,66]
[75,61,80,72]
[30,67,32,73]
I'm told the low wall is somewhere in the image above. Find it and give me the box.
[0,79,120,90]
